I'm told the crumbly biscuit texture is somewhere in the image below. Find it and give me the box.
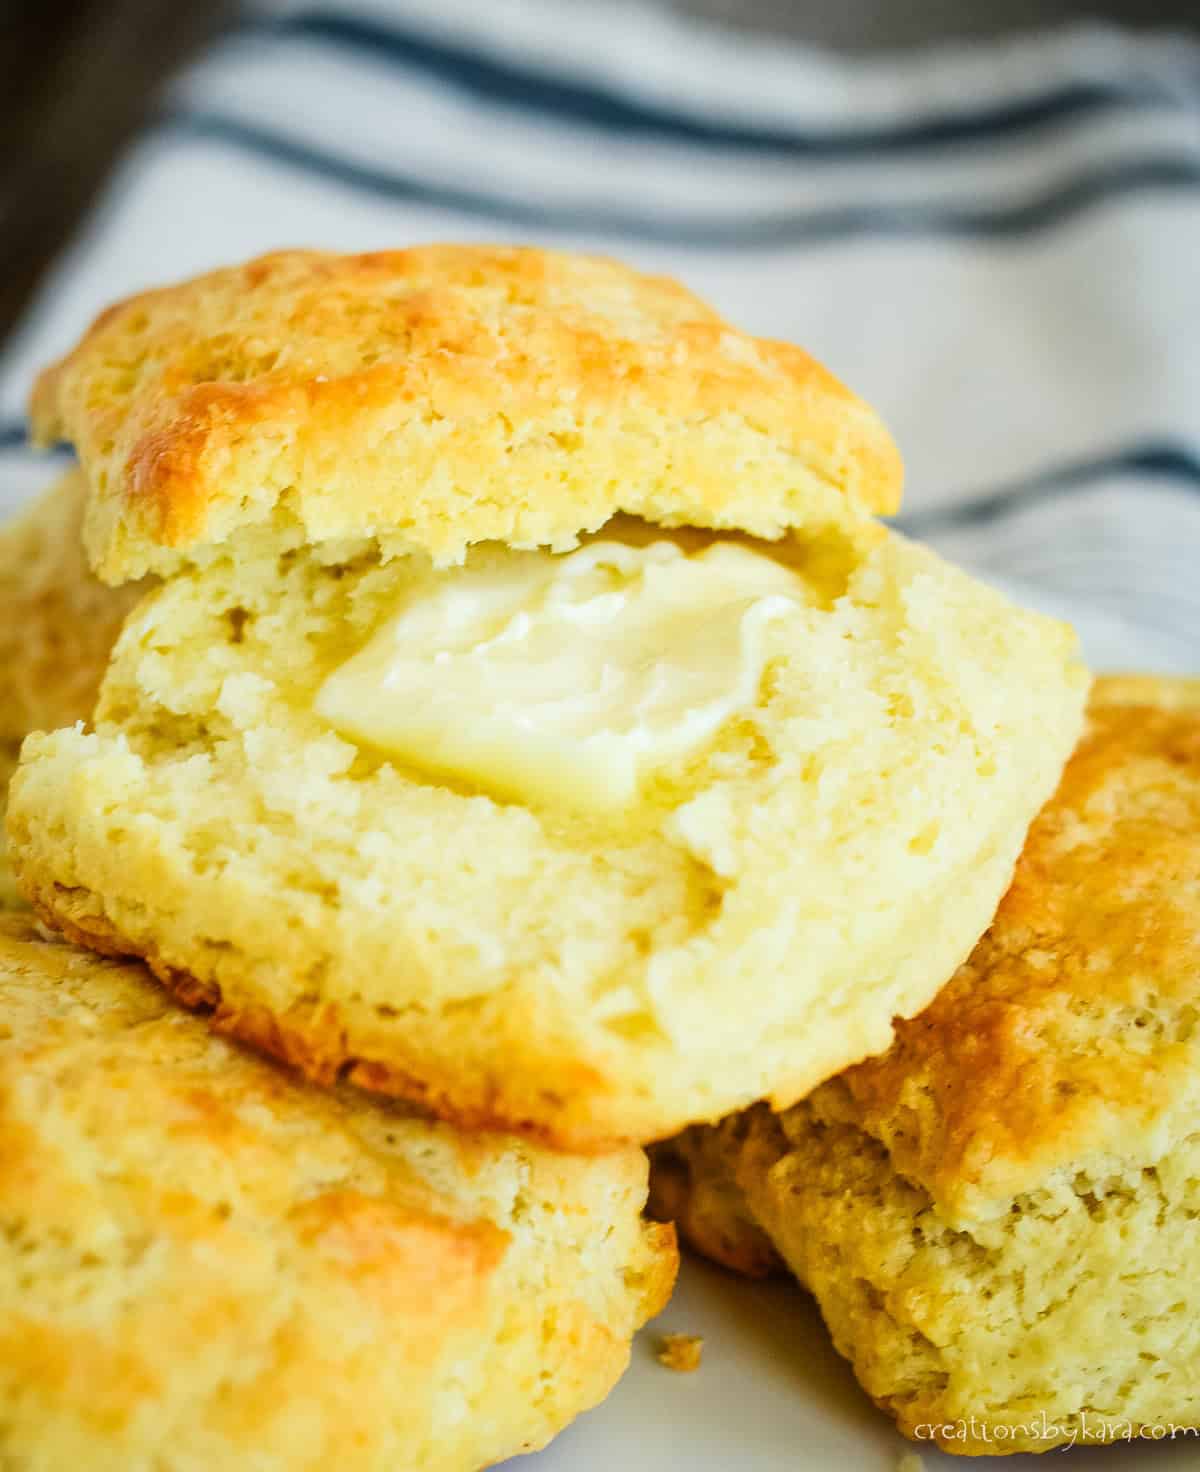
[739,1103,1200,1456]
[31,246,902,582]
[811,673,1200,1217]
[656,1334,703,1373]
[0,912,675,1472]
[0,471,143,904]
[687,678,1200,1453]
[9,521,1086,1148]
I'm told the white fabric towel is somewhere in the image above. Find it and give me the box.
[2,0,1197,667]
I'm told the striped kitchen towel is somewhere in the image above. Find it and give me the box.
[2,0,1198,666]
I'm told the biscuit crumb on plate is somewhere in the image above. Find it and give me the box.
[657,1333,703,1372]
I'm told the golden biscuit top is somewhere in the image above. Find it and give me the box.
[808,675,1200,1217]
[32,245,902,582]
[0,913,676,1462]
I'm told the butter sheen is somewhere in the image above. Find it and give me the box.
[315,540,803,811]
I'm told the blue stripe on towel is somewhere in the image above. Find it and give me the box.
[166,111,1200,246]
[896,442,1200,535]
[256,8,1199,157]
[0,422,69,456]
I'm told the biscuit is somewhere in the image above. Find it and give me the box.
[31,246,902,583]
[14,247,1086,1147]
[0,472,143,905]
[10,521,1086,1149]
[0,912,675,1471]
[668,676,1200,1454]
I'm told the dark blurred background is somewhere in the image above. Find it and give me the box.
[2,0,1196,346]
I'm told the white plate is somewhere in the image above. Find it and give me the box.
[525,586,1200,1472]
[527,1254,1200,1471]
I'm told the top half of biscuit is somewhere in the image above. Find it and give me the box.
[31,245,902,584]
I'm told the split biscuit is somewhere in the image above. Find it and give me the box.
[12,246,1087,1148]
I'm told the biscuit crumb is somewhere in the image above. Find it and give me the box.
[657,1332,703,1372]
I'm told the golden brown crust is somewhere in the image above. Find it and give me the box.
[633,1219,682,1324]
[0,911,677,1469]
[24,887,618,1153]
[647,1132,781,1278]
[32,246,902,582]
[812,675,1200,1213]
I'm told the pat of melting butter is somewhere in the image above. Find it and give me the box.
[315,539,803,811]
